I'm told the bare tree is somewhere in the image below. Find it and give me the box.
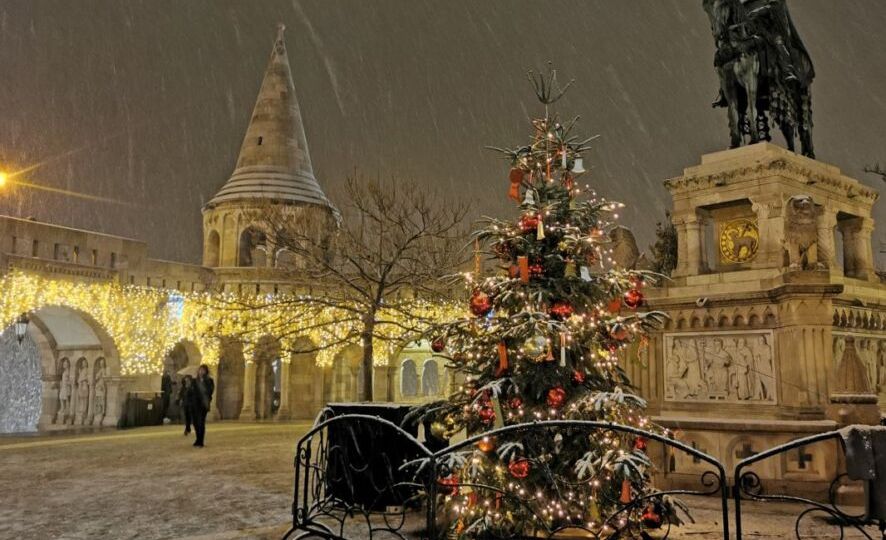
[241,173,470,401]
[865,163,886,183]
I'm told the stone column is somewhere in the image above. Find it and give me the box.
[103,376,133,428]
[683,217,703,276]
[38,375,60,429]
[855,218,876,280]
[209,365,221,421]
[240,360,257,421]
[276,362,292,421]
[673,218,689,277]
[816,211,837,271]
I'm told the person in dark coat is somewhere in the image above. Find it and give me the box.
[190,364,214,448]
[160,369,173,419]
[177,375,194,435]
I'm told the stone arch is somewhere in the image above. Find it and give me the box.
[421,358,442,397]
[733,314,746,327]
[748,313,761,327]
[400,359,418,398]
[248,335,280,420]
[238,226,268,267]
[718,314,731,328]
[0,305,122,432]
[205,229,221,267]
[330,344,362,402]
[288,336,322,419]
[276,248,298,269]
[690,316,701,329]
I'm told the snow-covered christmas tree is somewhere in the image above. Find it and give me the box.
[423,67,678,539]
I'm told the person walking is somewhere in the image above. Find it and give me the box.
[190,365,214,448]
[177,375,194,436]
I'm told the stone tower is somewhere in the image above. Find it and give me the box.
[202,24,338,278]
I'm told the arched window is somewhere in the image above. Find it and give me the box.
[401,359,418,398]
[238,227,267,267]
[205,230,220,267]
[421,359,440,396]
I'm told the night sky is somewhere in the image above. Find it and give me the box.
[1,1,884,265]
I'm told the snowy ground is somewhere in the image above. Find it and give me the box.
[0,422,879,539]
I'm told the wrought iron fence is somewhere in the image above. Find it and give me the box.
[733,430,886,540]
[284,415,730,539]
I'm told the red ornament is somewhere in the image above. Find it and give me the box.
[634,436,648,452]
[508,168,524,202]
[572,370,586,384]
[508,396,523,410]
[641,502,663,529]
[520,213,540,233]
[508,458,531,479]
[623,289,644,309]
[607,297,623,314]
[478,406,496,424]
[546,386,567,408]
[528,263,545,279]
[549,300,574,320]
[469,290,493,317]
[439,474,460,496]
[620,479,633,504]
[431,338,446,353]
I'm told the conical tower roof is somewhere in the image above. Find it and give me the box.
[206,24,336,213]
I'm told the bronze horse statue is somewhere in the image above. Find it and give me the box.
[703,0,815,158]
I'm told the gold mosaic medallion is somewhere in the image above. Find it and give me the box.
[719,218,759,263]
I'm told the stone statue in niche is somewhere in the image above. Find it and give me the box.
[56,358,72,424]
[75,360,90,425]
[859,339,879,393]
[705,338,733,397]
[665,332,777,403]
[833,337,846,369]
[783,194,824,271]
[752,335,775,400]
[92,359,106,426]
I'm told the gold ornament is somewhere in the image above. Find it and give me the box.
[719,218,759,263]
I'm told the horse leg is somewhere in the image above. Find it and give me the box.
[720,69,742,149]
[738,55,761,143]
[780,121,795,153]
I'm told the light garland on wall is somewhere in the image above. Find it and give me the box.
[0,271,461,376]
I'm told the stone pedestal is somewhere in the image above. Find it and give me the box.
[644,143,884,498]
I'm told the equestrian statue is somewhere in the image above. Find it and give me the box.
[703,0,815,158]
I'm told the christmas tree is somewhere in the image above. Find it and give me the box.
[423,68,679,539]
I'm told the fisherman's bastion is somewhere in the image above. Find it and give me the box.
[0,25,884,498]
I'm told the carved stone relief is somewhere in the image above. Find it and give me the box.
[833,333,886,394]
[664,331,776,403]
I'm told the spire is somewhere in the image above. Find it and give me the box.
[207,24,336,213]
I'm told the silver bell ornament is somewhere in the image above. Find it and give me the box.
[571,157,585,174]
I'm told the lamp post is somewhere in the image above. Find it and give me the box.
[14,313,29,345]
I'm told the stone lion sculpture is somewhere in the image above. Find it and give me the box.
[783,194,824,271]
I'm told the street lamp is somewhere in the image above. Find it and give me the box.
[0,171,7,188]
[14,313,29,345]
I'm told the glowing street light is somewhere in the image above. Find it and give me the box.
[0,172,7,188]
[14,313,29,345]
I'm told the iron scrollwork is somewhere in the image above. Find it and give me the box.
[733,431,886,539]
